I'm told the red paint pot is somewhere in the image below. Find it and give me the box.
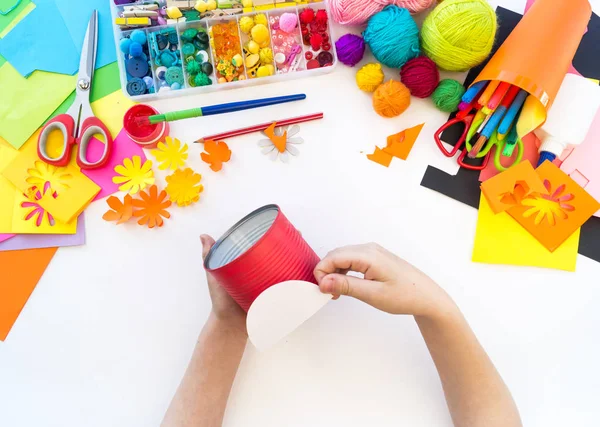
[204,205,320,312]
[123,104,169,149]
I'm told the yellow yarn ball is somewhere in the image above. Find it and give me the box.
[421,0,497,72]
[356,63,385,93]
[259,47,273,64]
[254,13,268,27]
[372,80,411,118]
[251,24,269,45]
[239,16,254,34]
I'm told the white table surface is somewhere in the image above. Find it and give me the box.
[2,1,600,426]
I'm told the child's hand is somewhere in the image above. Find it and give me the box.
[201,235,247,334]
[314,243,455,319]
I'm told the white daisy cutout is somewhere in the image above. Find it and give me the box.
[258,124,304,163]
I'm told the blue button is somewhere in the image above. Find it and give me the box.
[126,58,149,78]
[127,78,147,96]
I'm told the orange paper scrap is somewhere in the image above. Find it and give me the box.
[383,123,424,161]
[201,140,232,172]
[481,160,548,214]
[102,194,134,224]
[508,161,600,252]
[366,147,393,167]
[0,247,57,341]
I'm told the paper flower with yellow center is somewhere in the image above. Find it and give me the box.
[165,168,204,207]
[26,160,71,193]
[112,155,155,195]
[151,137,189,170]
[133,185,172,228]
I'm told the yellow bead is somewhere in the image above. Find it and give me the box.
[218,77,227,83]
[206,0,217,10]
[256,64,274,77]
[194,1,208,13]
[247,40,260,54]
[232,54,244,67]
[166,6,183,19]
[242,0,253,8]
[251,24,269,45]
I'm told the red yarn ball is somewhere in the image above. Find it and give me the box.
[399,56,440,98]
[299,8,314,24]
[310,33,323,51]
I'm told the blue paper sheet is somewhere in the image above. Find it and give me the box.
[0,0,116,77]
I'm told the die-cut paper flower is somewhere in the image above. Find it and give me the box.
[521,181,575,226]
[102,194,134,224]
[112,155,155,195]
[258,124,303,163]
[201,139,231,172]
[26,160,72,193]
[132,185,172,228]
[151,137,189,170]
[165,168,204,207]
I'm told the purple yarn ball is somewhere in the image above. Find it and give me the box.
[335,33,366,67]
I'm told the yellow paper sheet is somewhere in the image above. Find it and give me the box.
[472,196,579,272]
[91,90,135,138]
[1,132,100,224]
[0,144,76,234]
[0,62,75,149]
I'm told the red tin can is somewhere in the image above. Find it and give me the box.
[204,204,320,312]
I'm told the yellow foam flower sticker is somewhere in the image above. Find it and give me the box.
[151,137,189,170]
[112,155,155,195]
[165,168,204,207]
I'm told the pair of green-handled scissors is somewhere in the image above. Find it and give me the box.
[465,111,524,172]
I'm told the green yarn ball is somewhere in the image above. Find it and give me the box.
[421,0,497,72]
[194,72,212,87]
[186,60,201,76]
[432,79,465,112]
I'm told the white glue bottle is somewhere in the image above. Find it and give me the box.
[536,73,600,166]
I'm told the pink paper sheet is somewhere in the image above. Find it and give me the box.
[82,129,146,201]
[560,107,600,217]
[0,234,14,243]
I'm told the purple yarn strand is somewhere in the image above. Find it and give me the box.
[335,34,366,67]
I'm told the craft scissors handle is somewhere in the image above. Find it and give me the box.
[457,148,491,171]
[37,114,113,170]
[434,114,475,157]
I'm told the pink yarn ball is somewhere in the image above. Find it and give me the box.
[329,0,435,25]
[279,12,298,33]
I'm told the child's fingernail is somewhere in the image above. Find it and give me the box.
[200,235,206,245]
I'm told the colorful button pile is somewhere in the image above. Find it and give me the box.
[210,20,246,83]
[299,8,333,70]
[180,26,214,87]
[121,29,155,96]
[149,27,185,93]
[270,12,304,74]
[239,13,276,79]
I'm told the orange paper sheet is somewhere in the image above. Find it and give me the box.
[366,147,393,167]
[0,247,57,341]
[508,161,600,251]
[481,160,548,214]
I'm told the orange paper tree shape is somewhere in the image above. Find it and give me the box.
[508,161,600,252]
[165,168,204,207]
[102,194,134,224]
[480,161,548,214]
[201,140,231,172]
[133,185,172,228]
[113,155,155,195]
[151,137,189,171]
[367,123,424,167]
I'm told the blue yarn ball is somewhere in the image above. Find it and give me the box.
[130,29,147,45]
[363,6,420,69]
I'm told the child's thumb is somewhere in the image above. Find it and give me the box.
[319,273,378,305]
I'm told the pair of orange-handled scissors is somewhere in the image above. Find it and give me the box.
[38,10,112,170]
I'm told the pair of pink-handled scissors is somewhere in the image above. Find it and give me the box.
[38,10,112,170]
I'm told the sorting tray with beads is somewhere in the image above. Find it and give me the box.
[110,0,338,101]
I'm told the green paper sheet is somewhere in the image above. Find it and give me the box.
[0,0,32,35]
[49,61,121,119]
[0,53,5,68]
[0,62,75,149]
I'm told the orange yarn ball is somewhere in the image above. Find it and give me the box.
[372,80,411,118]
